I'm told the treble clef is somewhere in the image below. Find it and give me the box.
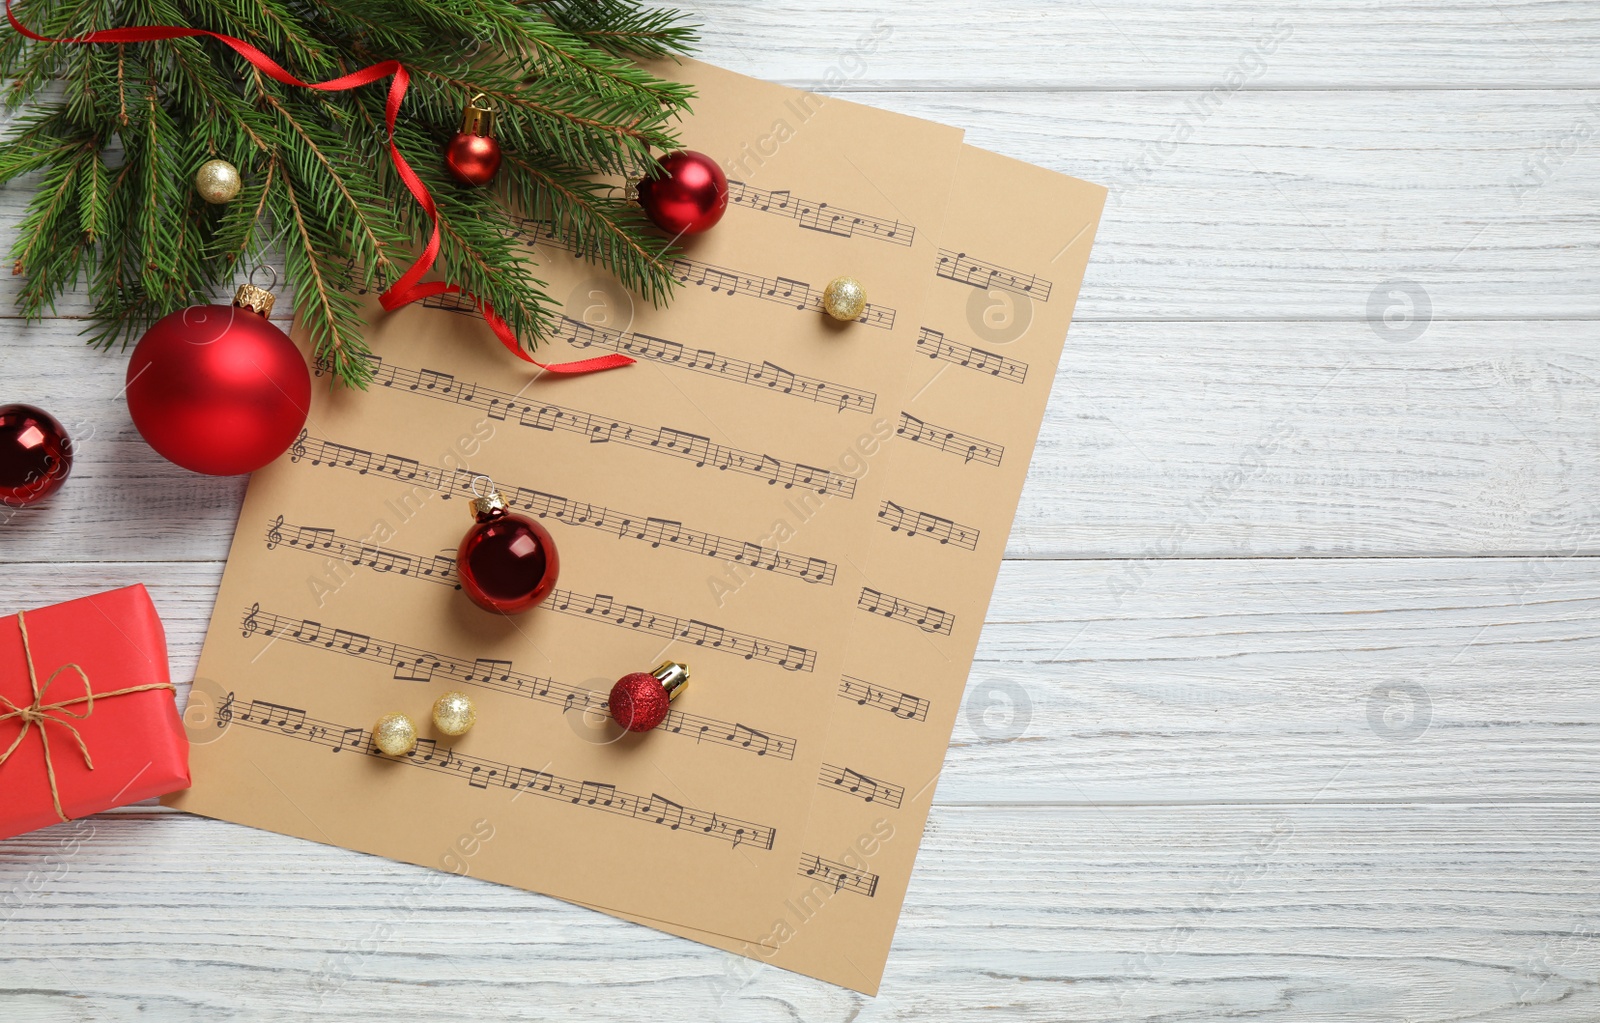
[242,602,260,638]
[217,692,235,729]
[265,514,284,550]
[289,429,308,463]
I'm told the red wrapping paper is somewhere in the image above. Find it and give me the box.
[0,584,189,841]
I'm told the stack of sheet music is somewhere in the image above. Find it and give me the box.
[169,58,1104,995]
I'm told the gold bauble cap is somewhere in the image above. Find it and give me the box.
[232,283,276,318]
[460,93,494,137]
[651,661,690,701]
[471,490,508,519]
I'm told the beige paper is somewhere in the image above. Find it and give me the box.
[608,145,1106,993]
[166,59,966,940]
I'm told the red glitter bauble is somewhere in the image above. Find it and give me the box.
[637,150,727,236]
[0,403,73,508]
[445,132,502,186]
[609,672,671,733]
[125,296,310,476]
[457,503,559,614]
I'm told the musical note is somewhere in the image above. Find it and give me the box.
[934,247,1053,301]
[644,794,686,830]
[280,451,838,586]
[856,588,955,636]
[729,723,776,756]
[554,317,875,414]
[229,697,777,848]
[725,179,914,247]
[258,702,306,734]
[392,655,437,683]
[877,500,982,551]
[236,605,800,759]
[838,675,931,722]
[895,412,1004,467]
[818,764,905,809]
[328,629,371,655]
[914,327,1028,384]
[291,526,335,552]
[797,852,879,898]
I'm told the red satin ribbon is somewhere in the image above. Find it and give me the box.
[5,2,631,375]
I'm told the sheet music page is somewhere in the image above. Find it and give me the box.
[167,59,966,940]
[608,145,1107,992]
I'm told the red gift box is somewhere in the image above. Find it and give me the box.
[0,584,189,841]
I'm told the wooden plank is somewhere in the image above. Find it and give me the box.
[682,0,1600,89]
[1,804,1596,1019]
[6,317,1599,561]
[5,556,1598,804]
[0,90,1595,323]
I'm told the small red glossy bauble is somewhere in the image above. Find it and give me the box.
[610,673,670,732]
[637,150,728,235]
[608,662,689,732]
[457,503,559,614]
[125,296,310,476]
[445,132,502,187]
[0,403,73,508]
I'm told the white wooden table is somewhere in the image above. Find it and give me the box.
[5,3,1600,1019]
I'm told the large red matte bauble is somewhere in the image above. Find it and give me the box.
[457,506,560,614]
[445,132,502,187]
[125,304,311,476]
[609,673,671,732]
[0,403,73,508]
[637,150,728,235]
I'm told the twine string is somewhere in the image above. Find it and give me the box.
[0,610,176,822]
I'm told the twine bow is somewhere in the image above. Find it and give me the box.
[0,610,175,822]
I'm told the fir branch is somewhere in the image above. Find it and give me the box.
[0,0,698,389]
[9,145,85,289]
[274,156,373,387]
[253,78,400,279]
[541,0,698,59]
[500,150,676,306]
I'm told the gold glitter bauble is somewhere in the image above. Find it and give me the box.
[431,691,477,737]
[373,712,418,756]
[194,159,242,204]
[822,276,867,322]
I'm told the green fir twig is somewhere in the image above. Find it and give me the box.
[0,0,697,388]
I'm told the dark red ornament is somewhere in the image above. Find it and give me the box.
[608,661,690,733]
[0,404,73,509]
[125,284,310,476]
[637,150,727,236]
[445,94,501,187]
[457,479,559,614]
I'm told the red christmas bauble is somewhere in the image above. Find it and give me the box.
[445,132,502,187]
[609,673,670,732]
[637,150,728,235]
[125,290,310,476]
[457,499,559,614]
[607,662,689,732]
[0,403,73,508]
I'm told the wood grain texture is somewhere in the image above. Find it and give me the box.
[685,0,1600,89]
[3,1,1598,1018]
[3,805,1599,1021]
